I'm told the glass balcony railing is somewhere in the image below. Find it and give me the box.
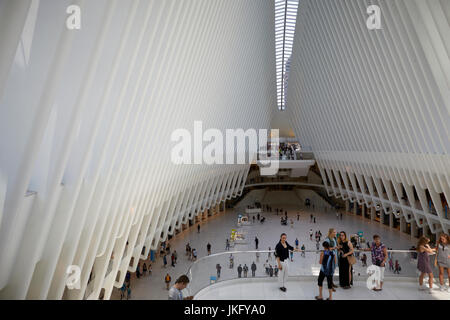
[186,249,437,297]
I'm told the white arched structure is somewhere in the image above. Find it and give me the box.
[286,0,450,236]
[0,0,276,299]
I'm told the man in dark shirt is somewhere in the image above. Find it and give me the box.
[275,233,301,292]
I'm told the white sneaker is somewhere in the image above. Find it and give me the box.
[418,284,427,291]
[439,286,446,292]
[428,288,433,294]
[447,287,450,293]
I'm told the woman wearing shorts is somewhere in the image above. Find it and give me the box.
[435,233,450,292]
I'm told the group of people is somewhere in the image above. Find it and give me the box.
[135,262,151,278]
[185,242,197,261]
[263,261,278,277]
[415,233,450,293]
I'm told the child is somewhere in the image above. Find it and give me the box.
[388,258,394,271]
[315,241,336,300]
[394,260,400,274]
[417,236,436,293]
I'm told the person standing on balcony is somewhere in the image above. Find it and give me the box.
[216,263,222,278]
[435,233,450,292]
[362,234,387,291]
[324,228,338,291]
[168,275,193,300]
[275,233,301,292]
[315,241,336,300]
[243,264,249,277]
[237,264,243,278]
[417,236,436,293]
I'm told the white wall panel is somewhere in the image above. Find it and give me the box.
[0,0,275,299]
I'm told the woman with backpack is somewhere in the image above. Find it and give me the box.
[315,241,336,300]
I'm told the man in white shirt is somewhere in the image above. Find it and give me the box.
[168,275,193,300]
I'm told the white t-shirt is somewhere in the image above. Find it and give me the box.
[168,286,183,300]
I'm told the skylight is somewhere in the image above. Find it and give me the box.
[275,0,299,110]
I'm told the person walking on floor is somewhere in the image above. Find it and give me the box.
[171,253,175,267]
[216,263,222,278]
[251,262,257,277]
[136,263,141,278]
[416,236,436,293]
[275,233,301,292]
[163,254,167,268]
[315,241,336,300]
[207,242,211,255]
[269,265,273,277]
[268,247,272,260]
[225,238,230,251]
[394,260,401,274]
[142,263,147,276]
[165,273,171,290]
[197,224,200,233]
[237,264,243,278]
[309,229,313,241]
[255,236,259,250]
[295,238,299,249]
[243,264,248,277]
[120,282,126,300]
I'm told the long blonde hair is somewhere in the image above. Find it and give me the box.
[327,228,336,239]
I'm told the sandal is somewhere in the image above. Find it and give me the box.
[315,296,323,300]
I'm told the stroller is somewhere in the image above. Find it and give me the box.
[280,217,287,225]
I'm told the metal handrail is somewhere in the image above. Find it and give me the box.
[186,248,419,297]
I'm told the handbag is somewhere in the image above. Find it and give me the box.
[347,255,357,265]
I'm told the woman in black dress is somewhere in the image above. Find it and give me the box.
[337,231,354,289]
